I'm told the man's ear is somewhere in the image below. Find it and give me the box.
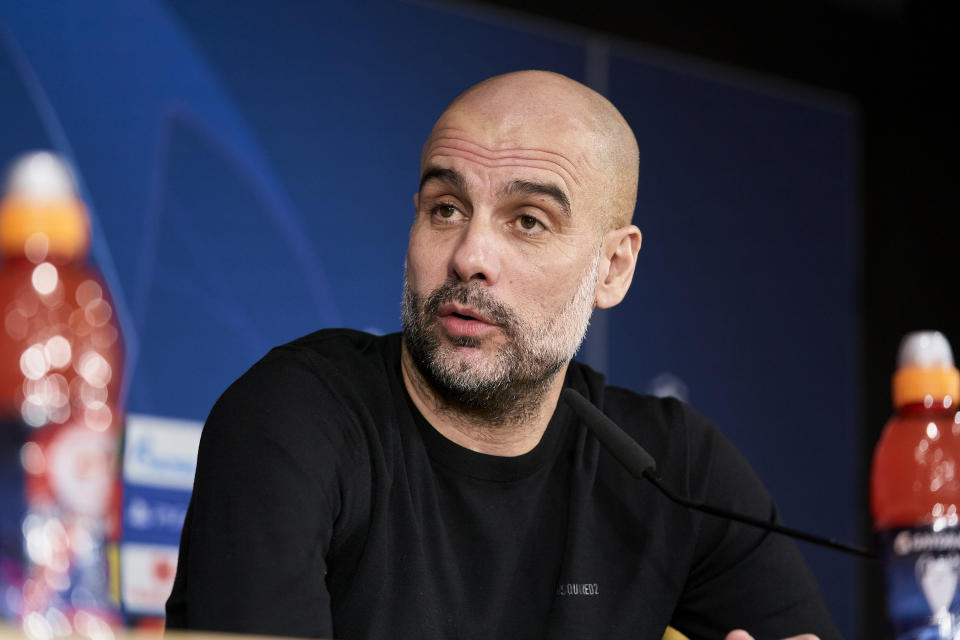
[595,225,642,309]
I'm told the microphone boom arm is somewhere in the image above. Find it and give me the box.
[560,388,875,559]
[641,469,874,558]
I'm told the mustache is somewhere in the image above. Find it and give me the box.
[423,282,519,336]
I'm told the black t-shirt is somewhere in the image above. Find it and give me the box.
[166,329,839,639]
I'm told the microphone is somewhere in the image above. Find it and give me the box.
[560,388,874,559]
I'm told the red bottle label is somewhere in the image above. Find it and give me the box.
[0,418,121,628]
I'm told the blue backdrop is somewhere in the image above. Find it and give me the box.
[0,0,860,635]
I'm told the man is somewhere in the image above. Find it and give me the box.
[166,70,838,639]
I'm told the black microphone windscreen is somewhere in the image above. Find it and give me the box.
[561,388,656,478]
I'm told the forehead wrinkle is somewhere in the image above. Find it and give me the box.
[428,134,586,189]
[429,146,584,194]
[429,133,582,175]
[430,153,583,208]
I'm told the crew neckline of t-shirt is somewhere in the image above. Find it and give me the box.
[405,388,574,482]
[383,333,576,482]
[404,387,572,482]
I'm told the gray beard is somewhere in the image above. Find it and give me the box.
[400,257,598,425]
[401,282,563,424]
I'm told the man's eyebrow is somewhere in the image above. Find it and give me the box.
[418,167,467,194]
[501,180,571,216]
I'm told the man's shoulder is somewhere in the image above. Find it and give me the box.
[601,385,703,458]
[566,359,699,434]
[213,329,401,419]
[601,385,685,420]
[243,328,398,384]
[200,330,404,467]
[566,360,722,463]
[274,327,399,365]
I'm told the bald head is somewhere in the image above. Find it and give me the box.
[422,70,639,232]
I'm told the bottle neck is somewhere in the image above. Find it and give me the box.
[897,399,956,416]
[0,252,85,267]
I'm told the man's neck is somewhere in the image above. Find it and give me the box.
[400,341,568,457]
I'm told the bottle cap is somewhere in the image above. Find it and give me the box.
[0,151,90,262]
[892,331,960,408]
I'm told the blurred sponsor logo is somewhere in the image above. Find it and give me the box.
[123,415,201,490]
[48,425,117,516]
[120,543,179,615]
[126,497,187,533]
[894,529,960,555]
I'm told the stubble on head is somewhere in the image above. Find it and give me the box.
[424,70,639,234]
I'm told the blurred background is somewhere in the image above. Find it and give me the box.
[0,1,955,638]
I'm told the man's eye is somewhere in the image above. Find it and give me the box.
[518,215,542,231]
[433,204,459,219]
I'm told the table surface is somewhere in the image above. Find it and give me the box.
[1,622,687,640]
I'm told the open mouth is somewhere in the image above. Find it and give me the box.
[438,304,498,338]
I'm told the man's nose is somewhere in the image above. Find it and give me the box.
[449,215,501,285]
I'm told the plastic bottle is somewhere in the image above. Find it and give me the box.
[0,151,124,638]
[872,331,960,639]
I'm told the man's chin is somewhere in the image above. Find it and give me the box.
[435,343,500,375]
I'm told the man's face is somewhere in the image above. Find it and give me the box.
[401,104,604,415]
